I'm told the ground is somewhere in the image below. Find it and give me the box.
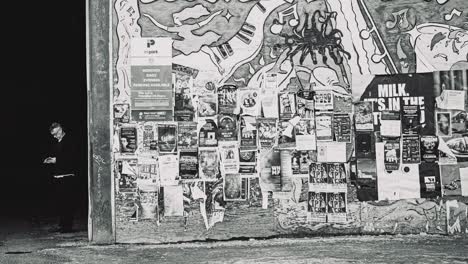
[0,217,467,264]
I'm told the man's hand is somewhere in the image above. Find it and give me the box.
[43,157,56,164]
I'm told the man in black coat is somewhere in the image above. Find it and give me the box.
[43,122,77,233]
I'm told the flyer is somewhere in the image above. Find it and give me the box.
[380,111,401,137]
[402,135,421,164]
[239,149,257,175]
[307,192,327,223]
[177,122,198,150]
[384,139,401,171]
[240,116,257,150]
[130,38,173,121]
[315,113,333,141]
[436,89,466,111]
[136,157,158,192]
[198,93,217,119]
[163,185,184,217]
[420,135,439,163]
[354,101,373,131]
[120,126,138,153]
[260,90,279,119]
[142,122,157,152]
[217,114,238,142]
[402,105,420,135]
[199,119,218,147]
[314,90,334,111]
[436,112,452,137]
[326,192,347,223]
[179,150,199,179]
[217,84,238,114]
[295,118,317,150]
[173,63,198,121]
[278,121,296,149]
[158,154,179,186]
[224,174,244,201]
[257,118,278,149]
[296,96,314,119]
[219,142,240,174]
[239,87,260,116]
[199,147,219,180]
[317,142,347,163]
[157,123,177,153]
[114,104,130,123]
[278,93,296,120]
[333,114,351,143]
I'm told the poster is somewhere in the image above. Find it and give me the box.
[326,163,347,190]
[461,168,468,197]
[421,135,439,163]
[296,96,314,119]
[199,119,218,147]
[419,163,441,198]
[279,93,296,120]
[317,142,347,163]
[402,135,421,164]
[224,174,246,201]
[354,101,373,131]
[179,150,198,179]
[217,84,238,114]
[333,114,351,143]
[218,114,238,142]
[158,154,179,186]
[139,190,159,220]
[402,105,420,135]
[278,121,295,149]
[259,148,282,192]
[326,192,347,223]
[315,113,333,141]
[177,122,198,150]
[436,89,466,111]
[116,159,138,192]
[239,150,257,175]
[307,192,327,223]
[239,87,260,116]
[136,157,158,192]
[314,90,334,111]
[157,123,177,153]
[198,94,217,119]
[199,147,219,180]
[173,63,198,121]
[257,118,277,149]
[205,179,226,228]
[333,93,352,113]
[142,122,158,152]
[280,150,293,191]
[441,165,462,196]
[380,111,401,137]
[219,142,239,174]
[355,132,374,159]
[295,119,316,150]
[384,139,400,171]
[436,112,452,137]
[114,104,130,123]
[291,150,312,177]
[120,126,138,153]
[163,185,184,217]
[309,163,328,190]
[130,38,173,121]
[240,116,257,150]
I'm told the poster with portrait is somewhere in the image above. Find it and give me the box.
[219,142,239,174]
[199,119,218,147]
[120,126,138,153]
[177,122,197,150]
[173,63,198,121]
[239,87,260,116]
[291,150,312,177]
[295,118,316,150]
[217,114,238,142]
[278,93,296,120]
[199,147,219,180]
[326,192,347,223]
[157,123,177,153]
[333,114,351,143]
[217,84,238,114]
[257,118,277,149]
[198,93,217,119]
[421,135,439,163]
[240,116,257,150]
[307,192,327,223]
[179,150,198,179]
[384,140,400,171]
[436,112,452,137]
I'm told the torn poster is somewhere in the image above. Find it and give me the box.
[157,122,177,153]
[136,157,158,192]
[333,114,351,143]
[257,118,278,149]
[205,179,226,229]
[163,185,184,217]
[199,147,219,181]
[296,95,314,119]
[224,174,246,201]
[199,119,218,147]
[384,139,401,171]
[198,93,217,119]
[114,104,130,123]
[436,112,452,137]
[441,165,462,196]
[173,63,198,121]
[354,101,373,131]
[295,118,317,150]
[158,154,179,186]
[219,141,239,175]
[355,132,375,159]
[240,116,257,150]
[278,121,296,149]
[117,159,138,192]
[218,114,238,142]
[240,87,260,116]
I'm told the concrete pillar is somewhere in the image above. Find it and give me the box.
[87,0,114,244]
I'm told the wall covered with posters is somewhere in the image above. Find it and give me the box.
[111,0,468,243]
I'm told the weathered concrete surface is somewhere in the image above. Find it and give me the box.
[1,234,467,263]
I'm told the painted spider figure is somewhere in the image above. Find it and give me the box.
[281,10,351,66]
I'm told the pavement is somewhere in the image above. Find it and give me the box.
[0,215,467,264]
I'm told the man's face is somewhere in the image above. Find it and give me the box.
[51,127,64,141]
